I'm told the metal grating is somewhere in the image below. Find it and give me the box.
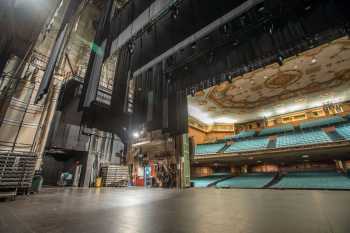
[0,152,37,189]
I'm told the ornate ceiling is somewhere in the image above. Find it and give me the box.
[188,37,350,124]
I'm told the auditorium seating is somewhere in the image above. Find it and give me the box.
[191,173,231,188]
[216,173,275,188]
[195,143,226,155]
[259,124,294,136]
[194,117,350,155]
[272,171,350,189]
[336,124,350,140]
[232,130,256,139]
[224,138,269,153]
[300,116,345,129]
[276,130,331,148]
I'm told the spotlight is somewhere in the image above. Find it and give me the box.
[128,41,135,54]
[345,25,350,38]
[171,6,180,20]
[221,24,229,35]
[233,40,240,47]
[190,88,196,97]
[191,42,197,49]
[277,54,283,66]
[225,75,233,83]
[208,51,215,64]
[133,132,140,139]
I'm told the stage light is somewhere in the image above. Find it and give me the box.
[171,6,180,20]
[346,25,350,38]
[232,40,240,47]
[225,75,233,83]
[133,132,140,139]
[277,55,283,66]
[191,42,197,49]
[190,89,196,97]
[128,41,135,54]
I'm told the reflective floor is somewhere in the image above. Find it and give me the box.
[1,188,350,233]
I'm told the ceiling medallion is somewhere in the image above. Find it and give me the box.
[264,70,302,89]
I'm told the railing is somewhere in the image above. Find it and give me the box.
[64,66,114,106]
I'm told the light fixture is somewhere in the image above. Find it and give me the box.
[301,155,309,159]
[277,55,283,66]
[191,42,197,49]
[133,132,140,139]
[190,89,196,97]
[128,41,135,54]
[225,75,233,83]
[171,6,180,20]
[311,58,317,64]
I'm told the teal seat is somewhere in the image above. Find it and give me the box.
[216,173,275,188]
[336,124,350,140]
[300,116,345,129]
[259,124,294,136]
[232,130,256,139]
[225,138,269,153]
[276,130,331,148]
[195,143,225,155]
[272,171,350,189]
[191,173,230,188]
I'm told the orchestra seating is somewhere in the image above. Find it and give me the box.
[276,130,331,148]
[336,123,350,140]
[224,138,269,153]
[259,124,294,136]
[299,116,345,129]
[195,143,225,155]
[216,173,275,188]
[191,173,231,188]
[272,171,350,189]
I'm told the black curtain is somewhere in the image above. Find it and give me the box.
[110,0,155,39]
[35,25,69,103]
[111,46,132,116]
[79,0,114,109]
[35,0,83,103]
[116,0,248,72]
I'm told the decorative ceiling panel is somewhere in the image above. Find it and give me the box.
[188,37,350,124]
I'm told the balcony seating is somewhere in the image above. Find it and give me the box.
[300,116,345,129]
[259,124,294,136]
[272,171,350,189]
[276,130,331,148]
[336,124,350,140]
[216,173,275,188]
[224,138,269,153]
[195,143,226,155]
[233,130,256,139]
[191,173,231,188]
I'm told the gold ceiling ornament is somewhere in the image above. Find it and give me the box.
[188,37,350,123]
[264,70,302,89]
[334,68,350,81]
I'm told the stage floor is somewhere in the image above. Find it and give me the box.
[1,188,350,233]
